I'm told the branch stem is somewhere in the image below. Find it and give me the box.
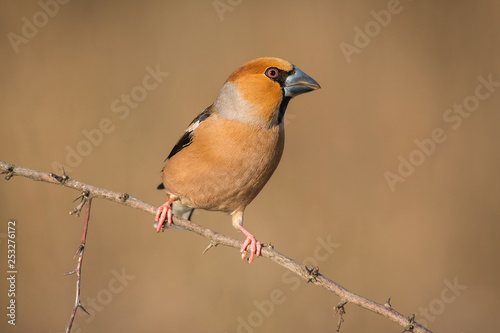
[0,160,432,333]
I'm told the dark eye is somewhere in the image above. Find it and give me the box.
[265,67,279,79]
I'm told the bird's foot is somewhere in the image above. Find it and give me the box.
[238,226,262,263]
[155,195,177,232]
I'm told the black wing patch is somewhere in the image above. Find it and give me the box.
[157,183,165,190]
[164,107,212,161]
[166,130,193,160]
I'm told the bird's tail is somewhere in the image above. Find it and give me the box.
[172,201,195,221]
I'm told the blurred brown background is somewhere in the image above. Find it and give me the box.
[1,1,499,332]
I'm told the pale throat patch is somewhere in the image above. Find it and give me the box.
[214,82,279,128]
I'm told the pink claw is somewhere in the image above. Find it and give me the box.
[238,225,262,263]
[155,196,177,232]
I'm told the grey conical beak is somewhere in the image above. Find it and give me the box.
[284,66,321,97]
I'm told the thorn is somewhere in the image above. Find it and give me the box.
[401,314,416,332]
[262,242,274,249]
[50,168,69,183]
[74,243,85,258]
[335,300,347,312]
[69,191,90,217]
[1,166,14,180]
[119,193,130,202]
[334,300,347,332]
[384,297,392,308]
[202,240,219,254]
[305,266,319,283]
[72,190,90,202]
[69,202,85,217]
[78,301,91,315]
[61,167,69,180]
[64,270,77,276]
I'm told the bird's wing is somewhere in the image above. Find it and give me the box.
[157,107,213,190]
[165,107,213,161]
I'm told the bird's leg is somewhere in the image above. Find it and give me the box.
[238,225,262,263]
[155,195,177,232]
[232,210,261,263]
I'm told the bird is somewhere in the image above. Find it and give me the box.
[155,57,320,263]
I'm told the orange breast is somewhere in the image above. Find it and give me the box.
[162,115,284,212]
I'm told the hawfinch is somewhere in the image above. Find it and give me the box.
[156,57,320,263]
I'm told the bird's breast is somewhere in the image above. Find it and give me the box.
[162,116,285,212]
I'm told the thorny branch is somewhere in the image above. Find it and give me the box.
[64,194,92,333]
[0,160,433,333]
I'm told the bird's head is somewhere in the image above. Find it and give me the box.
[213,57,320,128]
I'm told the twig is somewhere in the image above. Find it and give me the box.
[335,300,347,332]
[65,194,92,333]
[0,160,433,333]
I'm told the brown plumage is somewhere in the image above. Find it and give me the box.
[156,57,320,263]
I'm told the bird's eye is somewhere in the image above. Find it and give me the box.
[265,67,279,79]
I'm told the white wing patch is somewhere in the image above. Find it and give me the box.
[186,120,201,133]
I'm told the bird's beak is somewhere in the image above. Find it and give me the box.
[284,66,321,97]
